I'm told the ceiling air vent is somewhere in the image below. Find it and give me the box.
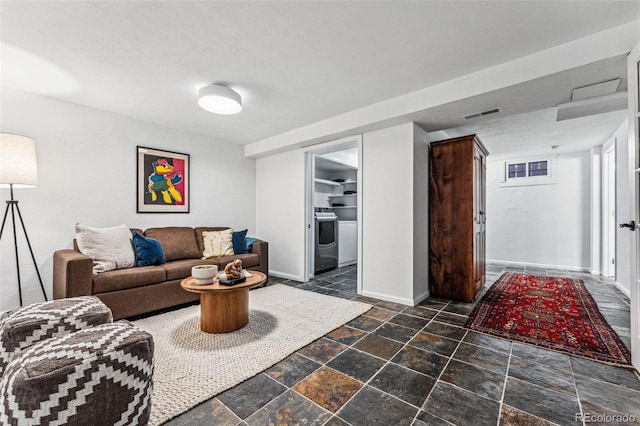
[463,108,501,120]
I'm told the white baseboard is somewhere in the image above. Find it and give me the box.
[412,289,431,306]
[589,269,602,276]
[361,290,414,307]
[268,270,304,282]
[487,259,589,272]
[614,281,631,298]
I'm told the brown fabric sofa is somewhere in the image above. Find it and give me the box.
[53,226,268,320]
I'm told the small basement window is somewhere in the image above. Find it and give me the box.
[500,156,556,187]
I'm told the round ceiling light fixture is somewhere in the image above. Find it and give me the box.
[198,84,242,115]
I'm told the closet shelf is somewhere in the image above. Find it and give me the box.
[314,178,341,186]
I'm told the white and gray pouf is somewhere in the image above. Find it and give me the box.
[0,320,154,426]
[0,296,113,377]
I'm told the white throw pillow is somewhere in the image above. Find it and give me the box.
[202,229,234,258]
[74,223,135,273]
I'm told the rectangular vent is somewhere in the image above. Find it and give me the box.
[464,107,501,120]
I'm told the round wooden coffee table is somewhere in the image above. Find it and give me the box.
[180,270,267,333]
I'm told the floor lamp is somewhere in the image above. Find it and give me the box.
[0,133,48,306]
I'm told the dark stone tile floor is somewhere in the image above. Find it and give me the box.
[165,264,640,426]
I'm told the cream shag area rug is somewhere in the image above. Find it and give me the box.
[133,284,371,425]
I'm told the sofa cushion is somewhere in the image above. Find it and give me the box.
[194,227,230,254]
[216,253,260,270]
[162,258,219,281]
[202,229,234,258]
[92,266,166,293]
[144,227,200,261]
[232,229,248,254]
[74,223,135,273]
[132,232,166,266]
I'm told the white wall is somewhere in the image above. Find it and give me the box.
[0,88,256,310]
[255,149,306,280]
[613,119,631,294]
[413,124,430,302]
[253,122,430,305]
[486,150,591,270]
[361,122,426,305]
[590,146,602,275]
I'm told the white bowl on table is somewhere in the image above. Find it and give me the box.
[191,265,218,285]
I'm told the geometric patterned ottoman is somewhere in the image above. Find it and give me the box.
[0,320,154,426]
[0,296,113,377]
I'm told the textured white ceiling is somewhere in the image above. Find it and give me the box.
[1,1,638,146]
[432,108,627,160]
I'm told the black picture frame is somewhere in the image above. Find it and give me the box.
[136,146,190,213]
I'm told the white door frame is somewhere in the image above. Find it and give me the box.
[602,144,616,277]
[303,135,363,294]
[627,41,640,371]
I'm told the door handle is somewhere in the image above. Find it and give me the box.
[619,221,636,231]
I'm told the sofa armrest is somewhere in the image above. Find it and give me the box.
[251,240,269,277]
[53,250,93,299]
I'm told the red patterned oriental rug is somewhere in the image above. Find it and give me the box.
[465,272,631,366]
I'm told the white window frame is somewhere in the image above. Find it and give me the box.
[499,154,558,187]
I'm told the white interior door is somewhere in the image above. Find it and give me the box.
[627,41,640,371]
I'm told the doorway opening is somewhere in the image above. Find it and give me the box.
[304,136,362,294]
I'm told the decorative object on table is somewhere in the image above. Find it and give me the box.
[220,259,245,285]
[191,265,218,285]
[137,146,189,213]
[133,284,371,426]
[465,272,632,367]
[0,133,48,305]
[224,259,243,279]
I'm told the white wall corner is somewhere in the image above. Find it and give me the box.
[590,146,602,277]
[412,288,431,307]
[361,123,415,303]
[360,290,415,307]
[413,123,430,302]
[614,281,631,298]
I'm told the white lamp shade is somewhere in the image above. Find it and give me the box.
[198,84,242,115]
[0,133,38,188]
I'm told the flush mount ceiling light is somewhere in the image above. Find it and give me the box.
[197,84,242,115]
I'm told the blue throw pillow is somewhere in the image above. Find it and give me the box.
[132,232,166,266]
[232,229,248,254]
[245,237,260,252]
